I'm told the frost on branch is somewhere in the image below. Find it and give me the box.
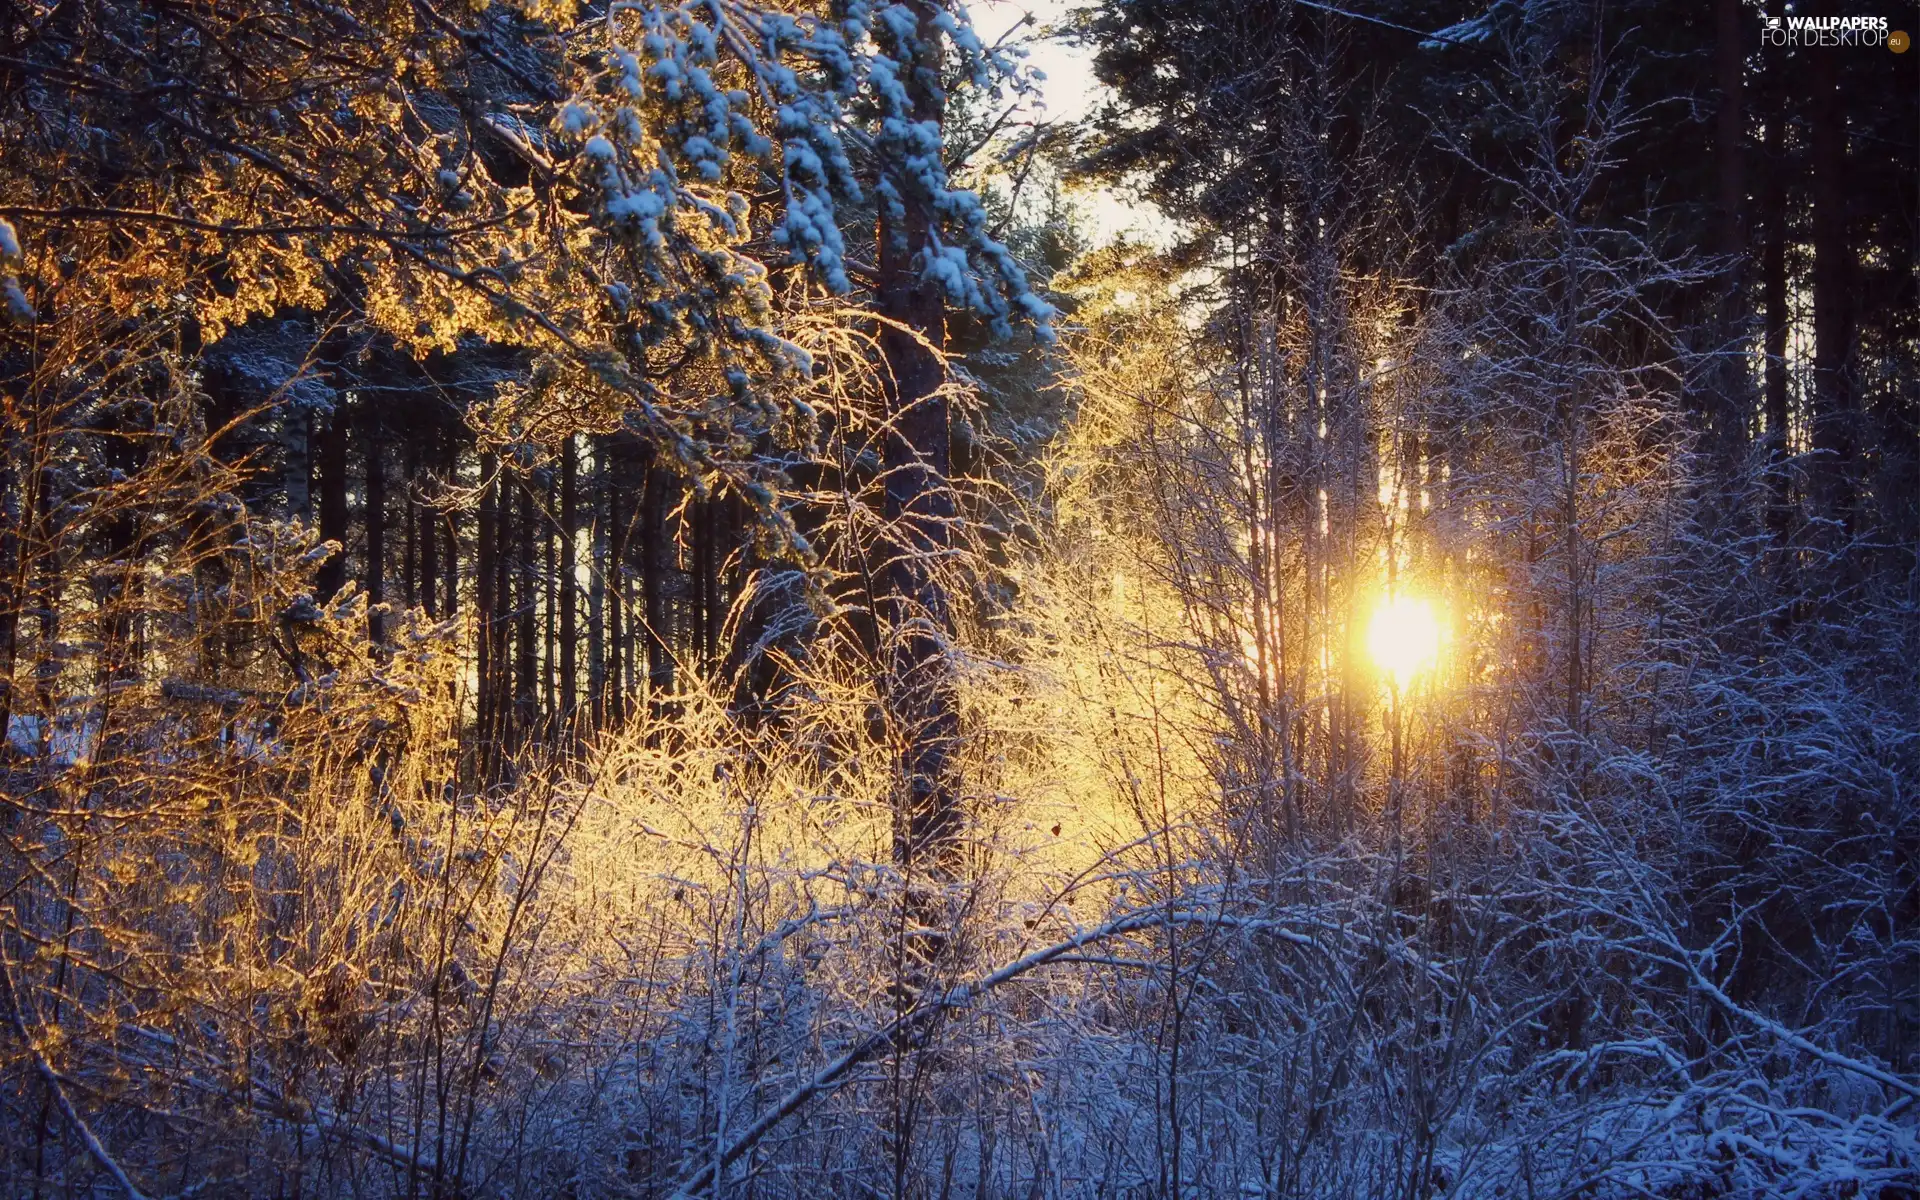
[559,1,1053,342]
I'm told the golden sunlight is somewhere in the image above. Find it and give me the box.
[1367,594,1443,691]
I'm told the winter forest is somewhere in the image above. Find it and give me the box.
[0,0,1915,1194]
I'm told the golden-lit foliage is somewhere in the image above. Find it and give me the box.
[0,0,813,495]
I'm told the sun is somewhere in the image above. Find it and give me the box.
[1367,594,1442,691]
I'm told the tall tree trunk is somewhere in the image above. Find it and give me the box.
[442,435,459,621]
[692,494,709,673]
[544,481,555,726]
[716,494,738,680]
[317,404,348,601]
[1715,0,1745,265]
[365,420,386,643]
[607,458,627,724]
[701,495,722,672]
[521,476,538,737]
[0,454,22,748]
[642,455,672,702]
[1809,4,1855,529]
[1762,0,1792,541]
[876,0,958,873]
[1712,0,1749,458]
[419,443,439,620]
[476,454,498,758]
[559,436,577,734]
[589,437,607,729]
[513,474,534,741]
[402,438,418,613]
[494,472,513,744]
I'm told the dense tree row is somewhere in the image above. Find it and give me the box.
[200,321,765,761]
[1076,0,1918,539]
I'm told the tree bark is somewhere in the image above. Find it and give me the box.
[559,435,577,732]
[544,474,556,727]
[606,456,627,723]
[1809,3,1855,529]
[876,0,959,872]
[402,438,418,613]
[642,454,672,701]
[1762,0,1792,541]
[589,437,606,729]
[441,436,458,621]
[364,418,386,643]
[316,404,348,602]
[1715,0,1745,263]
[1712,0,1749,457]
[493,470,512,743]
[517,476,537,737]
[418,443,439,620]
[476,454,497,753]
[0,456,22,748]
[693,494,711,672]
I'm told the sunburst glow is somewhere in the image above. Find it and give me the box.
[1367,594,1442,690]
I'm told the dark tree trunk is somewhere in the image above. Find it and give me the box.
[317,405,348,601]
[518,476,538,736]
[442,439,459,621]
[559,436,577,731]
[642,453,673,702]
[876,0,958,872]
[714,498,727,667]
[543,470,556,729]
[501,472,523,742]
[1809,6,1855,528]
[694,494,713,671]
[0,457,21,746]
[1711,0,1749,458]
[365,420,386,643]
[1762,0,1792,541]
[589,437,606,729]
[476,454,498,754]
[402,438,418,613]
[607,459,627,723]
[1715,0,1745,262]
[494,473,512,741]
[419,444,439,620]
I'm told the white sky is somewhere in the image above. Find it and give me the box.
[967,0,1100,122]
[966,0,1174,248]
